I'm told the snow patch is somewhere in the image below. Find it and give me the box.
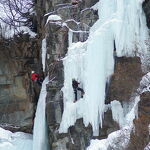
[0,127,32,150]
[87,126,131,150]
[46,15,62,24]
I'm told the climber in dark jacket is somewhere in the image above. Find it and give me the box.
[72,79,84,102]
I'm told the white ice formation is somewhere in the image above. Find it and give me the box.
[33,77,49,150]
[59,0,148,135]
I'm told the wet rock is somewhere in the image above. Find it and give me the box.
[106,57,143,103]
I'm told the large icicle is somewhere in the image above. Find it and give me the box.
[41,39,47,72]
[87,96,141,150]
[33,77,49,150]
[111,100,125,128]
[59,0,149,135]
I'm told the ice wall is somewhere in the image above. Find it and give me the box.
[33,77,49,150]
[59,0,148,135]
[87,96,140,150]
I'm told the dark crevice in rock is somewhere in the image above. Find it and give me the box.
[143,0,150,28]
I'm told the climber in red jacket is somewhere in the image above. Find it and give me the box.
[31,71,42,86]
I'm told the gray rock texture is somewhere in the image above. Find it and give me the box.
[0,35,41,133]
[106,57,143,103]
[35,0,150,149]
[0,0,150,149]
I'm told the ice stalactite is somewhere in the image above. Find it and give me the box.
[33,77,49,150]
[41,39,47,72]
[0,127,32,150]
[111,100,125,128]
[59,0,148,135]
[87,96,141,150]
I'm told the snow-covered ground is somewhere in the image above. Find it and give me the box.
[0,127,32,150]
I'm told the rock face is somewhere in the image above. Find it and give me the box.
[0,0,150,149]
[34,0,150,149]
[0,35,41,132]
[39,0,99,149]
[143,0,150,28]
[107,57,143,103]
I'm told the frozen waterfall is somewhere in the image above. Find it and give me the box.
[33,77,49,150]
[59,0,148,135]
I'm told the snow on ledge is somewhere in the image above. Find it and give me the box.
[87,126,132,150]
[46,15,62,24]
[0,22,37,39]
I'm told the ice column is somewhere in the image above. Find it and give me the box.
[33,77,49,150]
[42,38,47,72]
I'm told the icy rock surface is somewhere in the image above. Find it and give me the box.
[138,72,150,93]
[33,77,49,150]
[87,96,140,150]
[59,0,148,135]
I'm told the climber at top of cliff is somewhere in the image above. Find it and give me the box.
[31,71,43,86]
[72,79,84,103]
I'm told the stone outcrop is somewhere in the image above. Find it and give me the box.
[106,57,143,103]
[143,0,150,28]
[0,35,41,133]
